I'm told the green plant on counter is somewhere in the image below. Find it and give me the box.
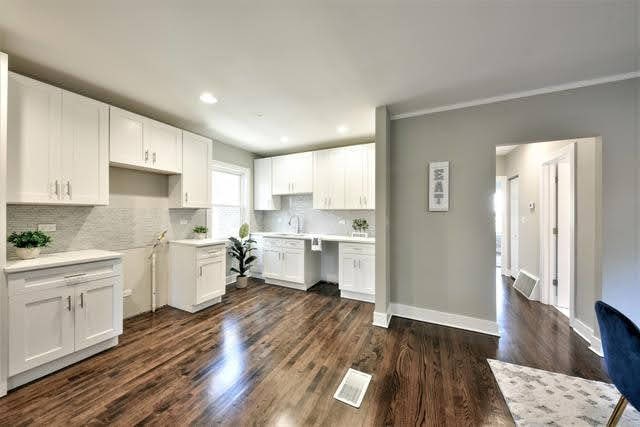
[228,223,256,277]
[7,230,52,248]
[193,225,208,234]
[352,218,369,233]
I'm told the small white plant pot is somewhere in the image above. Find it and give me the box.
[15,247,41,260]
[236,276,249,288]
[351,231,368,238]
[194,233,207,240]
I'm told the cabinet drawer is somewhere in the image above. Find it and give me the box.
[340,243,375,256]
[8,260,122,297]
[197,245,226,260]
[264,238,284,249]
[282,239,304,250]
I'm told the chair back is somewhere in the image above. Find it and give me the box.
[595,301,640,410]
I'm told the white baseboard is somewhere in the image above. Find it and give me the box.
[570,318,603,357]
[390,303,500,337]
[372,311,391,328]
[340,290,374,303]
[226,273,238,285]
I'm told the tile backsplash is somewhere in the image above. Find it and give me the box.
[256,195,375,237]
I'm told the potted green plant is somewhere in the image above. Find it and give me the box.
[352,218,369,238]
[8,230,52,260]
[228,223,256,289]
[193,225,208,240]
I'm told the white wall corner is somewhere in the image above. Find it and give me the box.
[589,335,604,357]
[571,318,603,357]
[390,303,500,337]
[372,310,391,328]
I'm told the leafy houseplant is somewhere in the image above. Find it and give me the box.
[8,230,52,260]
[352,218,369,237]
[193,225,208,240]
[228,223,256,289]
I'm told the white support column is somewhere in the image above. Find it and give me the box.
[0,51,8,397]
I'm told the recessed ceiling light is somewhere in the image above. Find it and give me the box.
[280,136,289,143]
[337,125,349,134]
[199,92,218,104]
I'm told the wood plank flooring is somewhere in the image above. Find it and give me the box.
[0,273,607,425]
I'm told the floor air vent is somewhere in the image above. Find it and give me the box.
[333,368,372,408]
[513,270,540,300]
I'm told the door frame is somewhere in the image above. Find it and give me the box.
[539,142,575,323]
[496,176,509,276]
[508,175,520,278]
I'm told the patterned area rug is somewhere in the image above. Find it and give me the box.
[488,359,640,426]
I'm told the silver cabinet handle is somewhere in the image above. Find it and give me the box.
[144,149,149,161]
[54,180,60,198]
[64,273,86,279]
[359,196,362,207]
[358,260,361,269]
[153,152,157,163]
[185,192,189,203]
[66,181,72,199]
[67,295,72,311]
[353,259,356,268]
[80,292,84,308]
[199,266,203,276]
[363,196,367,206]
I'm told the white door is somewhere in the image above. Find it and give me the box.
[556,159,571,310]
[109,106,146,167]
[282,248,305,283]
[75,277,122,350]
[9,287,75,375]
[263,249,283,278]
[340,253,358,291]
[356,254,375,295]
[7,72,62,203]
[145,119,182,173]
[60,91,109,205]
[196,257,226,304]
[509,177,519,277]
[271,155,291,195]
[182,131,210,208]
[290,152,313,194]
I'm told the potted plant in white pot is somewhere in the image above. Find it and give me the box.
[352,218,369,238]
[193,225,208,240]
[228,223,256,289]
[8,230,52,260]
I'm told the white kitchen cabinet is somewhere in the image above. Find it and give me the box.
[250,234,265,278]
[344,143,375,210]
[313,148,346,209]
[5,252,123,387]
[168,131,211,208]
[169,241,226,313]
[272,152,313,195]
[262,238,320,290]
[338,242,375,302]
[7,73,109,205]
[109,106,182,174]
[254,158,281,210]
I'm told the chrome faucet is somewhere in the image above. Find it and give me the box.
[288,215,302,234]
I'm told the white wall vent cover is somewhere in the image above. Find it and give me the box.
[513,269,540,300]
[333,368,372,408]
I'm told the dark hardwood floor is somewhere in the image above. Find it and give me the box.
[0,273,607,426]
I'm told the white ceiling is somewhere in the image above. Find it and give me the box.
[0,1,637,155]
[496,145,518,156]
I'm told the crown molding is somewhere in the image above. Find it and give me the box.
[391,71,640,120]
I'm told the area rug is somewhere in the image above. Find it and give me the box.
[488,359,640,426]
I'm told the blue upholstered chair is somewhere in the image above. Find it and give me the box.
[595,301,640,426]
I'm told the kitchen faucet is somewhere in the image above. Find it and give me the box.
[288,215,302,234]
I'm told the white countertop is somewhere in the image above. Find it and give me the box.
[251,232,375,244]
[5,249,123,273]
[169,238,228,247]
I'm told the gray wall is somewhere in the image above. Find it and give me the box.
[503,138,602,329]
[390,79,639,325]
[495,155,507,177]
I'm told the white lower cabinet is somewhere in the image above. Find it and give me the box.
[338,243,375,302]
[169,241,226,312]
[262,238,320,290]
[6,254,123,386]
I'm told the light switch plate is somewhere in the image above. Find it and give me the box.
[37,224,56,232]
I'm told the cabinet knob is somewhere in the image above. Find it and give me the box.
[66,181,72,199]
[80,292,84,308]
[153,152,157,163]
[185,192,189,203]
[67,295,72,311]
[145,149,149,161]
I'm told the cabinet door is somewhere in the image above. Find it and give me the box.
[344,145,367,209]
[356,254,375,295]
[254,158,281,210]
[9,287,75,376]
[328,148,346,209]
[250,235,264,275]
[339,253,358,292]
[271,155,290,195]
[109,106,146,167]
[263,248,283,278]
[75,276,122,351]
[365,143,375,209]
[182,131,211,208]
[290,152,313,194]
[313,150,330,209]
[60,91,109,205]
[196,257,226,304]
[282,248,305,283]
[145,118,182,173]
[7,73,62,203]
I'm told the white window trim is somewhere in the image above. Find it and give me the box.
[208,160,251,238]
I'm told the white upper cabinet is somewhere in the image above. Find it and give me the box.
[7,73,108,205]
[109,106,182,174]
[272,152,312,195]
[254,158,281,210]
[345,143,375,209]
[168,130,211,208]
[313,148,345,209]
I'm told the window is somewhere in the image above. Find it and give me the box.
[208,161,249,238]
